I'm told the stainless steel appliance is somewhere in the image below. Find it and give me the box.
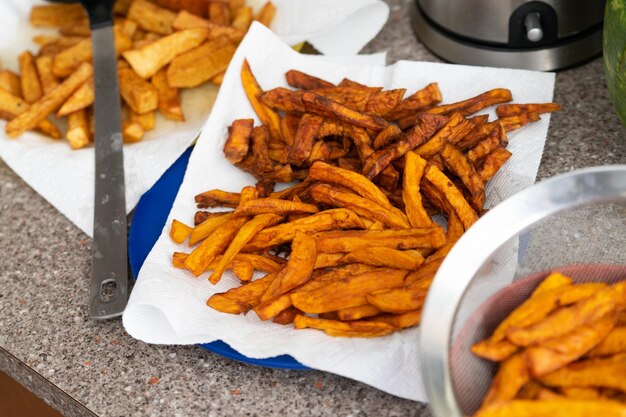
[412,0,606,71]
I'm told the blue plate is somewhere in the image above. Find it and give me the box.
[128,147,309,370]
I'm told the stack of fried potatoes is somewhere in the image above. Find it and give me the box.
[169,61,561,338]
[0,0,274,148]
[471,272,626,416]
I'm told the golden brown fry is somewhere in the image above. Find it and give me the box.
[261,231,317,301]
[336,304,382,321]
[366,287,426,314]
[130,109,155,131]
[195,189,241,208]
[474,399,626,417]
[151,68,184,121]
[533,272,574,295]
[467,123,507,165]
[289,114,324,165]
[315,228,446,254]
[478,148,512,181]
[365,89,406,116]
[506,285,620,347]
[234,198,318,216]
[58,18,90,37]
[254,1,276,27]
[118,65,159,114]
[496,103,561,117]
[223,119,253,163]
[184,216,249,276]
[34,55,58,95]
[423,163,478,230]
[170,219,193,244]
[386,82,442,120]
[66,109,90,149]
[6,62,92,138]
[314,252,345,269]
[0,70,21,97]
[441,143,484,199]
[207,271,278,314]
[290,269,404,316]
[171,9,211,30]
[29,3,86,27]
[403,151,433,228]
[272,307,299,325]
[240,59,283,142]
[525,313,616,377]
[231,6,253,31]
[189,212,234,245]
[294,314,396,338]
[232,261,254,281]
[209,213,283,284]
[414,113,470,159]
[208,1,230,25]
[57,78,93,116]
[541,353,626,392]
[340,247,424,270]
[587,326,626,357]
[122,120,145,143]
[480,353,530,409]
[372,124,402,150]
[128,0,177,35]
[310,184,411,229]
[285,69,334,90]
[301,91,388,132]
[18,51,43,104]
[123,28,208,79]
[427,88,512,116]
[498,112,541,132]
[167,37,237,88]
[0,89,61,138]
[559,387,602,400]
[156,0,209,17]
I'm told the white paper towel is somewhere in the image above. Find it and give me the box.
[122,23,555,402]
[0,0,389,237]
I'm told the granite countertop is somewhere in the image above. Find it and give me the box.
[1,1,625,416]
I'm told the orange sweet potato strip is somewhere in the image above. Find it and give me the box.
[285,69,334,90]
[386,82,442,120]
[403,151,433,228]
[309,184,411,229]
[496,102,561,117]
[170,219,193,244]
[314,227,446,254]
[241,59,282,141]
[365,89,406,116]
[540,352,626,392]
[208,213,283,284]
[587,326,626,357]
[336,304,382,321]
[231,260,254,282]
[525,312,616,377]
[234,198,318,216]
[288,113,324,165]
[339,247,424,270]
[479,353,530,409]
[184,216,249,276]
[189,212,233,246]
[291,268,408,314]
[474,399,626,417]
[293,314,396,338]
[426,88,512,116]
[478,148,513,181]
[207,270,281,314]
[366,287,426,314]
[498,112,541,132]
[195,189,241,208]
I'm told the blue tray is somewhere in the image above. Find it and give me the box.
[128,147,309,370]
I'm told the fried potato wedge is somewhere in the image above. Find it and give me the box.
[118,65,158,114]
[128,0,177,35]
[480,353,530,408]
[540,353,626,392]
[18,51,43,104]
[151,67,184,121]
[291,268,407,314]
[66,109,90,149]
[587,326,626,357]
[366,287,426,314]
[57,77,93,116]
[0,70,21,97]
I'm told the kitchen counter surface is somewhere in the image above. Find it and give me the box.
[1,1,624,416]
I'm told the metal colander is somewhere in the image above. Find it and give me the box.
[419,166,626,417]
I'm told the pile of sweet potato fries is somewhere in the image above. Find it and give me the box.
[0,0,274,148]
[472,272,626,416]
[169,60,561,338]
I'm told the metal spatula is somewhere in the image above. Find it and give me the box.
[48,0,128,319]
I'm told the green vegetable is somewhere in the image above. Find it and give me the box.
[604,0,626,126]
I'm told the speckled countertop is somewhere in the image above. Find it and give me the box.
[1,1,625,416]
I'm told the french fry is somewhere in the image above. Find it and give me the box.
[479,353,530,409]
[587,327,626,357]
[6,62,93,138]
[170,219,193,244]
[208,213,283,284]
[223,119,253,163]
[496,103,561,117]
[0,70,21,97]
[240,59,282,141]
[474,399,626,417]
[123,28,208,79]
[122,120,145,143]
[208,0,231,26]
[57,78,94,117]
[231,260,254,281]
[151,68,184,121]
[403,151,433,228]
[540,353,626,392]
[234,198,318,216]
[18,51,43,104]
[35,55,59,95]
[478,148,512,181]
[293,314,396,338]
[291,268,407,314]
[340,247,424,270]
[167,36,237,88]
[254,1,276,27]
[29,4,86,27]
[207,270,278,314]
[195,189,241,208]
[440,143,484,199]
[336,304,382,321]
[130,109,156,131]
[189,212,234,245]
[371,310,422,328]
[156,0,209,17]
[0,89,60,139]
[285,70,334,90]
[427,88,512,116]
[127,0,177,35]
[309,183,411,229]
[301,92,388,132]
[559,387,602,400]
[118,65,159,114]
[314,228,446,254]
[386,82,442,120]
[289,114,324,165]
[366,287,426,314]
[66,109,90,149]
